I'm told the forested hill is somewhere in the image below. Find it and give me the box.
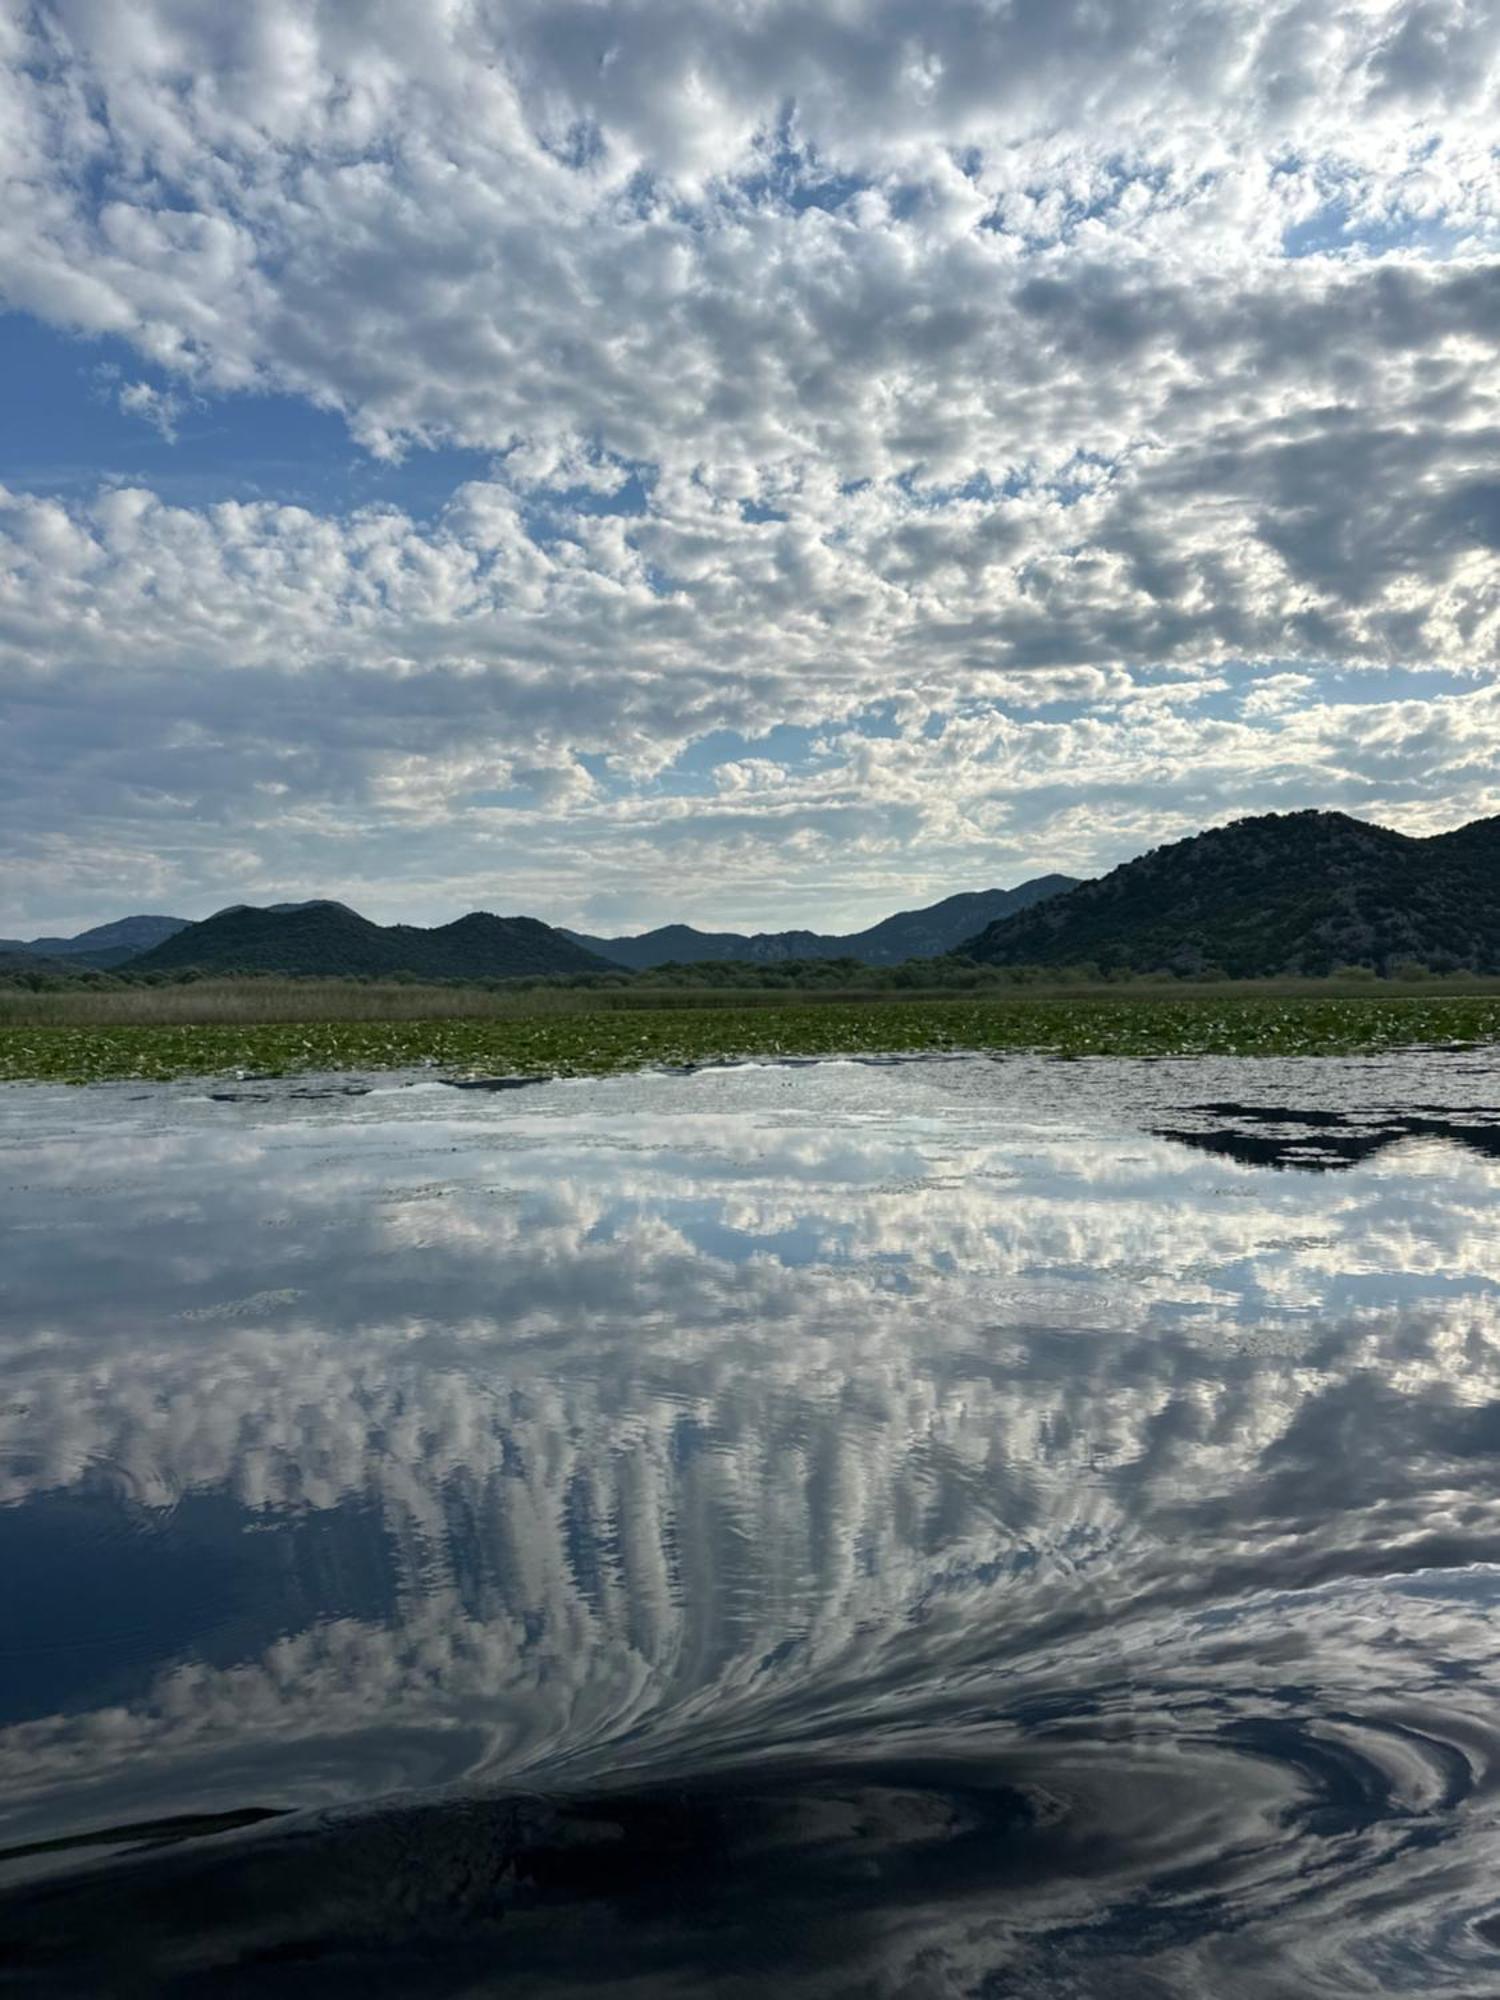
[131,903,612,979]
[964,812,1500,976]
[34,821,1500,984]
[568,876,1076,970]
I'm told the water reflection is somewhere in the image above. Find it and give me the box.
[1152,1097,1500,1172]
[4,1055,1500,1992]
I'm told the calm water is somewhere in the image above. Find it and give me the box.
[4,1052,1500,1994]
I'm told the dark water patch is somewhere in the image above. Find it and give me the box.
[440,1075,552,1092]
[4,1722,1497,1996]
[1198,1103,1353,1126]
[1153,1101,1500,1172]
[210,1084,372,1103]
[0,1807,288,1867]
[0,1773,1037,1993]
[0,1488,401,1725]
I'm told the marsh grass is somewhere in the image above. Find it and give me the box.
[0,979,572,1028]
[5,970,1500,1030]
[6,986,1500,1084]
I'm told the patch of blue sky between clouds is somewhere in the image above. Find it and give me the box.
[0,313,493,517]
[652,700,1165,802]
[1221,660,1485,709]
[730,121,873,217]
[470,731,845,811]
[895,468,1027,506]
[662,722,845,796]
[1281,200,1469,260]
[464,753,626,814]
[539,118,607,173]
[515,464,653,550]
[895,459,1115,510]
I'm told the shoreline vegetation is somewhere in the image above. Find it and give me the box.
[6,973,1500,1083]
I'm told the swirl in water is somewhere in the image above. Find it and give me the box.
[3,1053,1500,1992]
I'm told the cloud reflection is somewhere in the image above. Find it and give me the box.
[4,1059,1500,1990]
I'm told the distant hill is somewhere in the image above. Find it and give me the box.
[562,922,827,970]
[566,877,1077,970]
[0,914,189,970]
[131,903,612,979]
[848,880,1078,962]
[0,947,79,975]
[964,812,1500,976]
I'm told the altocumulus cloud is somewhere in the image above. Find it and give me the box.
[0,0,1497,930]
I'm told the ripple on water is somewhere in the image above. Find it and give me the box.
[3,1054,1500,1993]
[4,1706,1500,1996]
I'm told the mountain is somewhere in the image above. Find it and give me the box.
[0,914,189,970]
[0,947,79,975]
[964,811,1500,976]
[845,879,1078,963]
[562,923,828,970]
[566,877,1077,970]
[130,903,612,980]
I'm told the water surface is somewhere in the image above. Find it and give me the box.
[4,1053,1500,1994]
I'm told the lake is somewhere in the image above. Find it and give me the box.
[4,1052,1500,1994]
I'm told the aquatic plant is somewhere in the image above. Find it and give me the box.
[4,993,1500,1085]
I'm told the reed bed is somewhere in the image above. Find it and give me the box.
[4,970,1498,1031]
[0,978,576,1028]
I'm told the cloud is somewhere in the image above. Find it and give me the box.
[0,1,1497,926]
[115,377,184,439]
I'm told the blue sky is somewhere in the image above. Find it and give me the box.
[0,313,493,516]
[1,1,1497,935]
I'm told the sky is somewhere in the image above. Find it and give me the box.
[0,0,1497,937]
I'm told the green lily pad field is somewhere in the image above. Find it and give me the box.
[6,992,1500,1085]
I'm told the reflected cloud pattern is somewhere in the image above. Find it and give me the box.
[5,1055,1500,1993]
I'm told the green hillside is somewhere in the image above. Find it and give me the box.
[131,902,612,979]
[966,811,1500,976]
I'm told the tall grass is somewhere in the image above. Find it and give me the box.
[5,970,1500,1029]
[0,978,938,1027]
[0,979,575,1027]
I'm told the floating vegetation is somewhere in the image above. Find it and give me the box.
[4,993,1500,1086]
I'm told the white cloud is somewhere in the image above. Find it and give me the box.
[115,377,183,439]
[0,1,1497,926]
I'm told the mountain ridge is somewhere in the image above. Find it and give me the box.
[965,811,1500,976]
[18,819,1500,983]
[0,914,190,970]
[130,904,613,980]
[4,882,1079,976]
[566,877,1077,969]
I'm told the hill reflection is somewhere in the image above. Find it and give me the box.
[1152,1099,1500,1171]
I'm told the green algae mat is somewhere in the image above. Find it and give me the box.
[6,993,1500,1085]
